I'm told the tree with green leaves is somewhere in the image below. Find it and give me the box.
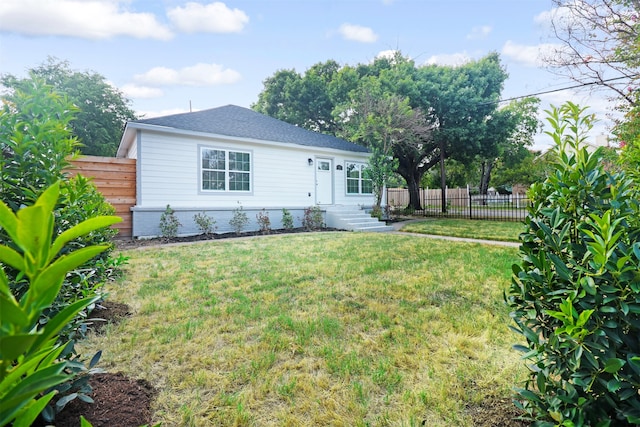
[1,57,137,156]
[334,82,430,208]
[475,97,541,195]
[0,75,80,211]
[252,60,343,134]
[255,52,521,210]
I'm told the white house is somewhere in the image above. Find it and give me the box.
[116,105,391,237]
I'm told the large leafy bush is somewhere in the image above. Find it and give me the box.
[506,102,640,426]
[0,182,120,426]
[0,78,121,342]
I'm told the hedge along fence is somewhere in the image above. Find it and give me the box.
[67,156,136,238]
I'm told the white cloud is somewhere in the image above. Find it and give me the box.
[0,0,172,40]
[134,63,242,86]
[501,40,563,67]
[120,84,164,99]
[466,25,492,40]
[338,23,378,43]
[425,52,472,67]
[534,6,571,28]
[167,2,249,33]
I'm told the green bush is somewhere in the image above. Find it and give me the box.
[0,75,78,212]
[281,208,294,230]
[1,78,123,345]
[506,102,640,426]
[302,206,324,231]
[0,182,120,426]
[193,212,216,235]
[256,209,271,234]
[229,203,248,234]
[159,205,180,238]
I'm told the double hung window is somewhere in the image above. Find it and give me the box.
[345,162,373,195]
[201,147,251,192]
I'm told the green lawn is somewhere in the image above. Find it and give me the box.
[81,232,524,426]
[400,218,525,242]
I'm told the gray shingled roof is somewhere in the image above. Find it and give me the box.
[134,104,369,153]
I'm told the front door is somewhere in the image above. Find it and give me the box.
[315,158,333,205]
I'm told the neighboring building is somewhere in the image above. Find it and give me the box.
[116,105,389,237]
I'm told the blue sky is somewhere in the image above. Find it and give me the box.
[0,0,617,150]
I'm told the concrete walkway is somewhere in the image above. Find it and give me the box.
[387,219,520,248]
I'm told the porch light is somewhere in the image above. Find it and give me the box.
[308,158,313,165]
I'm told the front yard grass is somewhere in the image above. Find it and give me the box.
[82,232,523,426]
[400,218,524,242]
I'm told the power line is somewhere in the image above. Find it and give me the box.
[483,74,640,106]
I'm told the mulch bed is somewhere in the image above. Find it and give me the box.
[114,226,343,250]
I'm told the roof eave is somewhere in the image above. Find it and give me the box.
[119,122,370,155]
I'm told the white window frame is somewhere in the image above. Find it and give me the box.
[200,146,252,193]
[345,161,373,195]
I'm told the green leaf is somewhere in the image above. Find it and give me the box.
[0,246,26,274]
[0,334,38,361]
[607,378,622,392]
[633,242,640,262]
[0,363,69,419]
[89,350,102,369]
[80,415,94,427]
[49,215,121,263]
[548,253,572,281]
[580,276,596,296]
[29,295,101,354]
[0,200,19,242]
[28,246,108,312]
[0,294,28,328]
[7,390,57,427]
[603,358,626,373]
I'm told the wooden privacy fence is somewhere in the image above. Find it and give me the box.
[67,156,136,238]
[387,187,468,208]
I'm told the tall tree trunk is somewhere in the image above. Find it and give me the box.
[479,159,494,196]
[406,173,422,211]
[439,142,447,213]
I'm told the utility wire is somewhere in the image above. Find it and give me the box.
[482,74,640,106]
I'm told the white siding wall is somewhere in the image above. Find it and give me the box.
[137,130,373,209]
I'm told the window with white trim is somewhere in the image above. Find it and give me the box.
[201,147,251,192]
[345,162,373,195]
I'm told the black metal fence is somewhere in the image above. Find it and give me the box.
[387,188,531,222]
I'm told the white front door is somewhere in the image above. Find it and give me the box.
[315,158,333,205]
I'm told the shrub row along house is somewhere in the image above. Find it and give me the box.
[116,105,390,238]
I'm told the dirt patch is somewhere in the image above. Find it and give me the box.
[43,372,156,427]
[88,300,131,334]
[466,397,530,426]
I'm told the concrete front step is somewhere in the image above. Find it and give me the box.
[325,206,393,232]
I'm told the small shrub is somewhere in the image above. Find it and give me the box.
[384,204,393,220]
[159,204,181,238]
[302,206,324,231]
[506,102,640,426]
[256,209,271,234]
[281,208,294,230]
[370,205,382,219]
[401,206,415,216]
[229,203,248,234]
[193,212,216,235]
